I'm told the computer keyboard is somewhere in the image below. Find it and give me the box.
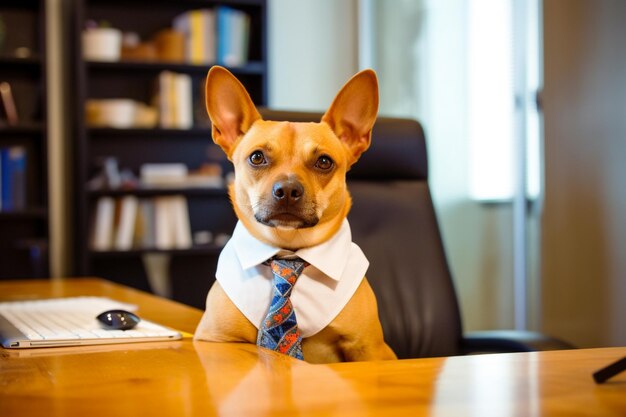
[0,297,181,347]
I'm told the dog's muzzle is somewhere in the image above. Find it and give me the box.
[254,178,319,228]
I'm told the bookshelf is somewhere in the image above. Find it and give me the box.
[73,0,267,308]
[0,0,49,279]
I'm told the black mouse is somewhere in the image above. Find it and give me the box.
[96,309,141,330]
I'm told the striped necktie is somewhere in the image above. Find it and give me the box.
[257,257,308,360]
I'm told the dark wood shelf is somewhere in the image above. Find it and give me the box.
[0,0,50,279]
[87,187,229,198]
[0,56,42,68]
[87,0,264,6]
[87,127,212,138]
[89,245,223,258]
[0,123,46,135]
[74,0,266,307]
[0,208,48,220]
[0,0,40,10]
[87,60,265,76]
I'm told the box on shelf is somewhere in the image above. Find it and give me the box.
[83,27,122,62]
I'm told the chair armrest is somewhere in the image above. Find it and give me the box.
[461,330,575,354]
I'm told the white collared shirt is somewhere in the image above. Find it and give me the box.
[214,219,369,337]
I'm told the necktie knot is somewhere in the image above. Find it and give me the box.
[267,257,309,287]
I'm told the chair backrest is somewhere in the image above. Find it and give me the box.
[260,110,463,358]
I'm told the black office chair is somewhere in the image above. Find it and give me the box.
[261,109,573,359]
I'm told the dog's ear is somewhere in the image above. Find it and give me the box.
[205,66,261,158]
[322,69,379,166]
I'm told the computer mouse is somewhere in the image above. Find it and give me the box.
[96,309,141,330]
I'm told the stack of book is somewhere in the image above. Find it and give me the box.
[92,163,199,252]
[92,195,193,252]
[0,146,27,212]
[156,71,193,129]
[173,7,250,67]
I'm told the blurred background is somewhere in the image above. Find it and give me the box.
[0,0,624,350]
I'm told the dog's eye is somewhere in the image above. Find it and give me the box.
[315,155,334,171]
[249,151,266,166]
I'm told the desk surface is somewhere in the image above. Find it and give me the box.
[1,278,624,417]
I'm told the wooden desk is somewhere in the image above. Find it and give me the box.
[1,278,624,417]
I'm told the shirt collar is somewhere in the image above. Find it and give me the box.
[231,220,353,282]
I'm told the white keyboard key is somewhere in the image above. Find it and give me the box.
[74,330,101,338]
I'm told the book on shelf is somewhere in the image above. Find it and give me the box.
[138,198,156,248]
[171,196,192,248]
[172,7,250,67]
[114,195,139,250]
[92,196,116,251]
[0,82,19,126]
[139,162,224,189]
[156,71,193,129]
[216,7,250,67]
[173,9,216,65]
[154,196,174,249]
[140,163,188,187]
[151,196,193,250]
[91,195,192,252]
[177,74,193,129]
[0,146,27,212]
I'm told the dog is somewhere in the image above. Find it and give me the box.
[194,66,397,364]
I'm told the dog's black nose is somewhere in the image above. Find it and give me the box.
[272,179,304,203]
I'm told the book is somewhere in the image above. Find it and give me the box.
[172,12,190,61]
[216,7,231,66]
[216,7,250,67]
[0,146,27,211]
[92,197,116,251]
[173,9,216,65]
[229,8,250,67]
[189,9,206,64]
[175,73,193,129]
[171,196,192,249]
[114,195,139,250]
[158,71,174,128]
[203,9,217,64]
[154,197,174,249]
[138,198,156,248]
[0,82,19,126]
[157,71,193,129]
[140,163,188,187]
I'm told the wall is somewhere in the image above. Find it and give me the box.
[268,0,358,111]
[542,0,626,347]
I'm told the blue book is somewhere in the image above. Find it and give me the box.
[0,146,26,211]
[216,6,232,66]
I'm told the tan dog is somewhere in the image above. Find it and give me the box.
[194,66,397,364]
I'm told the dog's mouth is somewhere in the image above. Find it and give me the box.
[254,211,319,229]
